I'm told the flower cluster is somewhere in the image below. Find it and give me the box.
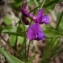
[21,0,50,41]
[21,0,30,25]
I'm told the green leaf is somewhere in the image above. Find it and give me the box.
[3,32,25,37]
[59,0,63,2]
[9,35,16,46]
[17,24,27,34]
[55,11,63,31]
[18,36,24,45]
[2,26,17,32]
[12,0,23,9]
[12,2,22,8]
[43,0,59,8]
[2,26,25,37]
[4,16,12,25]
[43,0,59,10]
[58,17,63,32]
[0,48,24,63]
[44,29,63,38]
[9,36,24,46]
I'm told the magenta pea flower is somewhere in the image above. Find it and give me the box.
[21,0,50,25]
[21,0,29,25]
[27,23,46,40]
[30,9,50,24]
[21,0,29,17]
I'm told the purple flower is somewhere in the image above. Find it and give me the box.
[27,23,46,40]
[30,9,50,24]
[21,0,29,25]
[21,0,50,25]
[22,15,29,25]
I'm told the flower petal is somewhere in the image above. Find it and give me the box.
[21,0,29,17]
[21,9,29,17]
[36,31,46,40]
[27,23,45,40]
[22,0,27,9]
[22,16,29,25]
[42,15,50,24]
[27,28,36,40]
[27,23,38,40]
[36,9,44,23]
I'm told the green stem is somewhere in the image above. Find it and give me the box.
[40,0,46,8]
[15,16,22,50]
[29,0,46,13]
[22,21,27,61]
[29,6,40,13]
[24,35,27,61]
[27,40,31,60]
[15,36,18,50]
[55,11,63,30]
